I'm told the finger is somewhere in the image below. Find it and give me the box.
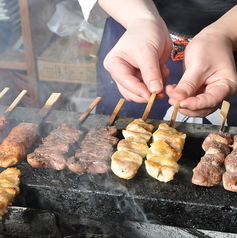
[179,81,233,110]
[116,83,150,103]
[105,55,151,100]
[170,66,205,101]
[178,106,219,118]
[138,56,164,94]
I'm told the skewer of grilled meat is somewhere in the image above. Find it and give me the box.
[223,135,237,192]
[67,126,119,174]
[68,98,125,174]
[145,123,186,182]
[0,93,61,168]
[0,167,21,220]
[27,122,85,170]
[111,118,154,179]
[0,122,39,167]
[192,132,232,187]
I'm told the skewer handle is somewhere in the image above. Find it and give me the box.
[38,93,61,118]
[219,100,230,132]
[107,98,125,126]
[4,90,27,118]
[142,93,156,121]
[78,97,102,123]
[0,87,9,99]
[169,100,180,128]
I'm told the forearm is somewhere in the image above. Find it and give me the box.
[203,5,237,51]
[97,0,160,29]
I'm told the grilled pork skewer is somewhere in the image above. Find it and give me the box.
[192,101,232,187]
[67,98,125,174]
[145,101,186,182]
[27,122,85,170]
[192,132,232,187]
[0,93,61,168]
[223,135,237,192]
[67,126,119,173]
[111,94,156,179]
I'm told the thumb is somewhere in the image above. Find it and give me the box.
[172,67,203,100]
[139,57,164,94]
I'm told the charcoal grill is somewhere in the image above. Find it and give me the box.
[1,105,237,236]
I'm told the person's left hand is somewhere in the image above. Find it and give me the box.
[166,26,237,117]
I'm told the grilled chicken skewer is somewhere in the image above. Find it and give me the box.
[0,93,61,168]
[111,94,155,179]
[0,167,21,220]
[192,101,232,187]
[67,98,125,174]
[145,100,187,182]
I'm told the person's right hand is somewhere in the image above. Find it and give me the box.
[103,16,172,103]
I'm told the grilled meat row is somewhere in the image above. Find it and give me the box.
[67,126,119,174]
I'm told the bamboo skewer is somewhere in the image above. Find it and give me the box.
[38,93,62,119]
[107,98,125,126]
[169,100,180,128]
[78,97,102,123]
[0,87,9,99]
[4,90,27,118]
[142,93,156,121]
[219,100,230,132]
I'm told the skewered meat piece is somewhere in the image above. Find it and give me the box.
[27,122,84,170]
[0,167,21,220]
[0,123,39,167]
[192,132,232,187]
[67,125,119,174]
[145,123,186,182]
[223,135,237,192]
[0,114,10,134]
[111,119,154,179]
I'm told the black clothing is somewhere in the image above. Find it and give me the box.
[154,0,237,37]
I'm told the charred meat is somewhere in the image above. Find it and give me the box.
[27,122,84,170]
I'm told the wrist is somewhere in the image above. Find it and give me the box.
[98,0,160,29]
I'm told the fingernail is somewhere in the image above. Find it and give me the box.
[149,80,162,93]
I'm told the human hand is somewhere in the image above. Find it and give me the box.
[103,17,172,103]
[166,26,237,117]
